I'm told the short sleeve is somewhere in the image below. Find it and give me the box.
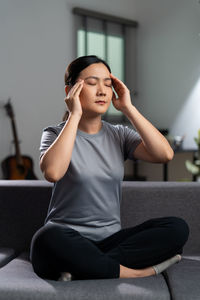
[117,125,142,161]
[39,127,58,159]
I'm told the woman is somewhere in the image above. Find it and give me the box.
[30,55,189,281]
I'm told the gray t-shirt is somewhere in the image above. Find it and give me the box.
[40,120,141,241]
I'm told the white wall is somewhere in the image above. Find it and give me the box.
[0,0,75,179]
[134,0,200,149]
[0,0,199,179]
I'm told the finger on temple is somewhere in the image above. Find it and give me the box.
[70,81,83,96]
[73,82,84,95]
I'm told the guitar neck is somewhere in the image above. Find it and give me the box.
[10,117,23,165]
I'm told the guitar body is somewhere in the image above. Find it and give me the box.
[1,155,37,180]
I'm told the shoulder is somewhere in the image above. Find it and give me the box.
[43,121,66,136]
[102,120,134,137]
[103,120,124,132]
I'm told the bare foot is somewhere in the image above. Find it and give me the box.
[120,264,156,278]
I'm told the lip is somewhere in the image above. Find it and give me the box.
[95,101,106,104]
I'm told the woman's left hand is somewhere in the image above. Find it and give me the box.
[110,73,133,113]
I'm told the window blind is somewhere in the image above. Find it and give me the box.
[73,7,138,122]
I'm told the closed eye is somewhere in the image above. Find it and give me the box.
[87,82,112,87]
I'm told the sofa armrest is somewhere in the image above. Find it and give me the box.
[0,248,16,268]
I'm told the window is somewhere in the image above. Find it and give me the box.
[73,8,138,123]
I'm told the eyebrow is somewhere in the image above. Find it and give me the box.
[84,76,112,82]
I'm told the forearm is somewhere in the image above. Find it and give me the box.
[40,113,81,182]
[123,105,174,162]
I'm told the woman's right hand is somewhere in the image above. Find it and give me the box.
[64,79,84,117]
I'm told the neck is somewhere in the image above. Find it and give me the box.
[78,115,102,134]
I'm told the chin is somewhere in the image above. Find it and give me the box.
[96,109,108,115]
[86,110,108,118]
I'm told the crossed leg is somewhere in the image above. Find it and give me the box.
[30,216,189,280]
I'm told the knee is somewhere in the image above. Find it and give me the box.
[167,216,190,247]
[30,223,63,254]
[32,223,79,249]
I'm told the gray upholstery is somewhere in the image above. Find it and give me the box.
[0,180,52,252]
[0,180,199,300]
[164,257,200,300]
[0,252,170,300]
[120,181,200,255]
[0,247,16,268]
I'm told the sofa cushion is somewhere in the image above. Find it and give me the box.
[182,255,200,261]
[0,248,16,268]
[0,252,171,300]
[163,257,200,300]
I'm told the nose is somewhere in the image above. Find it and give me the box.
[96,82,106,96]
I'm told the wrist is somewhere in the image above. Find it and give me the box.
[69,113,82,124]
[70,112,82,119]
[121,104,136,117]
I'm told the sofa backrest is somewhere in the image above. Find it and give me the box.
[0,180,52,253]
[0,180,199,255]
[121,181,200,255]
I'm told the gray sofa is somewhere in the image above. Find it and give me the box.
[0,180,199,300]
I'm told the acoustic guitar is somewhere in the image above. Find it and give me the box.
[1,99,37,179]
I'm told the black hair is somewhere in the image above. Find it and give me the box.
[64,55,111,86]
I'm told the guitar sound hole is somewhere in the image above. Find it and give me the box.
[17,164,25,174]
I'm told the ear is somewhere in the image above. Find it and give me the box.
[65,85,71,96]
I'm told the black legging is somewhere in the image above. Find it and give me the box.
[30,216,189,280]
